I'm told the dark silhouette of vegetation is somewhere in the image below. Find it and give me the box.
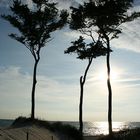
[98,128,140,140]
[65,35,108,135]
[69,0,140,136]
[1,0,68,120]
[12,117,140,140]
[12,117,83,140]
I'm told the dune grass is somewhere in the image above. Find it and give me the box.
[12,116,83,140]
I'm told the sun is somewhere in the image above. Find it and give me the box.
[97,68,120,82]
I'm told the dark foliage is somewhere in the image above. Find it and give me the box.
[65,34,109,135]
[2,0,68,49]
[65,36,110,60]
[98,128,140,140]
[68,0,140,136]
[70,0,140,36]
[1,0,68,120]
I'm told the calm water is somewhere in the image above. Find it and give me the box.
[82,122,140,136]
[0,119,140,136]
[0,119,13,127]
[62,121,140,136]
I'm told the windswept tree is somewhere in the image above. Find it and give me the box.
[2,0,68,120]
[69,0,140,136]
[65,36,108,135]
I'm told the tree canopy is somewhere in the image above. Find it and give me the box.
[65,36,108,60]
[1,0,68,119]
[68,0,140,136]
[2,0,68,56]
[70,0,140,40]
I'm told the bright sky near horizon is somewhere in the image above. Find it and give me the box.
[0,0,140,122]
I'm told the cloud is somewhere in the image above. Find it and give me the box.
[0,0,11,8]
[0,0,33,9]
[64,16,140,53]
[0,66,78,101]
[112,19,140,52]
[0,66,31,99]
[0,66,79,119]
[83,64,140,90]
[0,64,140,121]
[134,0,140,6]
[24,0,33,8]
[62,0,140,53]
[53,0,80,10]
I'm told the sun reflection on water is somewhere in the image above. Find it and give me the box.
[84,122,127,136]
[95,122,126,135]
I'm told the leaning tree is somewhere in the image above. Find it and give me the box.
[69,0,140,136]
[65,35,108,135]
[2,0,68,120]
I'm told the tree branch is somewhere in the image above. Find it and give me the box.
[82,58,93,84]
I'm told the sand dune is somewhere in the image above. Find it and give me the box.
[0,126,59,140]
[0,125,100,140]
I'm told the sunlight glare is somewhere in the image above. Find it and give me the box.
[97,68,120,82]
[94,122,125,135]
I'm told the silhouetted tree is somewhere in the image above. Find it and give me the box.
[65,35,108,135]
[2,0,68,120]
[69,0,140,136]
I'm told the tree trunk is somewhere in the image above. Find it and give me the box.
[31,60,39,120]
[79,59,93,136]
[106,37,113,136]
[79,76,84,135]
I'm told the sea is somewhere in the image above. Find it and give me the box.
[0,119,140,136]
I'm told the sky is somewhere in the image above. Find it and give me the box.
[0,0,140,122]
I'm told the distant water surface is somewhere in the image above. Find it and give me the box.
[63,121,140,136]
[0,119,13,127]
[0,119,140,136]
[83,122,140,136]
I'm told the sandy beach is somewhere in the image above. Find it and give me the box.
[0,125,100,140]
[0,126,59,140]
[0,126,98,140]
[2,123,140,140]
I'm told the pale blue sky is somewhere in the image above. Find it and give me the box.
[0,0,140,122]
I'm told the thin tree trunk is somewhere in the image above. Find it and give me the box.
[31,59,39,120]
[79,58,93,136]
[106,37,113,136]
[79,76,83,135]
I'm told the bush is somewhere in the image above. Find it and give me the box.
[97,128,140,140]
